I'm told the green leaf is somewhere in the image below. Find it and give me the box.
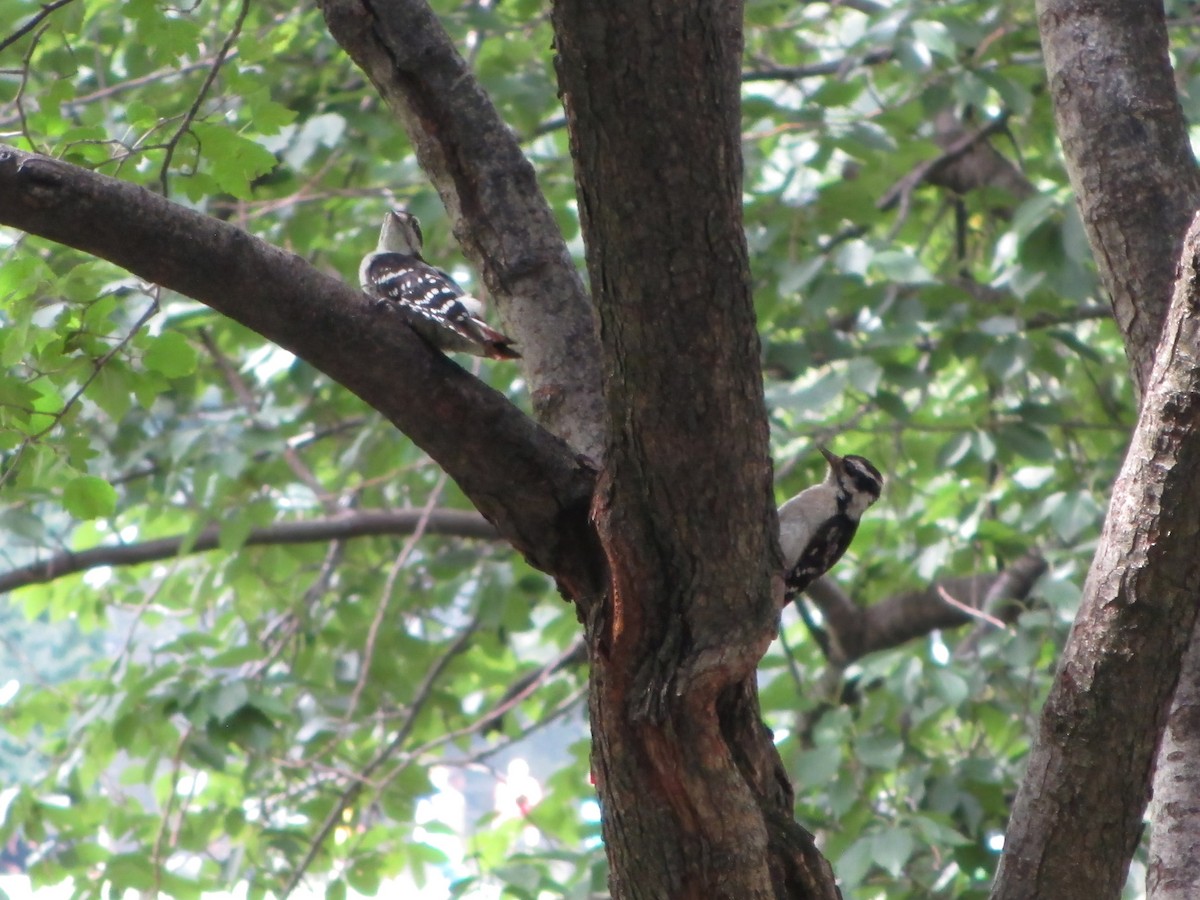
[932,669,969,708]
[872,827,916,877]
[210,681,250,722]
[1012,465,1055,489]
[191,123,278,198]
[143,332,198,378]
[1047,491,1103,543]
[836,836,874,889]
[0,299,35,368]
[999,423,1055,462]
[854,734,904,769]
[62,475,117,519]
[910,20,957,59]
[937,432,972,467]
[870,250,935,284]
[795,744,840,785]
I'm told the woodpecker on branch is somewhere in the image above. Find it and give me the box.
[359,209,520,360]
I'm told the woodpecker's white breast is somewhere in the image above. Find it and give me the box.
[778,483,840,567]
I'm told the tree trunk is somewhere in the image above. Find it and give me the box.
[991,214,1200,900]
[1035,0,1200,396]
[1148,625,1200,899]
[551,1,839,896]
[996,4,1200,896]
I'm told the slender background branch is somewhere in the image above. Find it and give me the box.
[0,509,498,595]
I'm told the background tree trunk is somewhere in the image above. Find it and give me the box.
[1149,624,1200,899]
[1035,0,1200,396]
[992,3,1200,896]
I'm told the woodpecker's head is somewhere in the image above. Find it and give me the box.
[377,209,424,256]
[820,447,884,516]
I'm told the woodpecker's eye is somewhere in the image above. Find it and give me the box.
[843,456,884,495]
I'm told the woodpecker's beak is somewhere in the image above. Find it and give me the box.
[818,446,841,470]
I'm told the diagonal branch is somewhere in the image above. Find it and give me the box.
[0,145,599,597]
[993,212,1200,900]
[0,0,77,55]
[318,0,604,460]
[876,113,1014,213]
[0,509,499,595]
[1037,0,1200,396]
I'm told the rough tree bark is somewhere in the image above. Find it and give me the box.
[991,213,1200,899]
[2,0,847,889]
[551,1,837,897]
[1149,621,1200,900]
[1036,0,1200,396]
[993,3,1200,897]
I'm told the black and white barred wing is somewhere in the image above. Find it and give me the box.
[362,253,520,360]
[783,516,859,601]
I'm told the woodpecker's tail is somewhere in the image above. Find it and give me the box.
[468,320,522,360]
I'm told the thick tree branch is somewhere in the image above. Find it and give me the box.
[1037,0,1200,396]
[0,146,599,596]
[992,213,1200,900]
[318,0,605,460]
[0,509,498,596]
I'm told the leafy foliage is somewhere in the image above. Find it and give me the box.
[0,0,1161,895]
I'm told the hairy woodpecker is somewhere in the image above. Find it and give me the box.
[359,210,520,360]
[779,447,883,600]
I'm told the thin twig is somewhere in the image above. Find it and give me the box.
[936,584,1009,630]
[406,641,587,760]
[108,558,178,675]
[345,472,450,720]
[12,22,49,154]
[0,58,226,131]
[877,113,1013,213]
[742,47,894,82]
[420,686,587,770]
[158,0,250,195]
[281,616,480,898]
[0,295,159,493]
[198,326,330,500]
[0,0,77,54]
[777,624,807,694]
[150,725,192,896]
